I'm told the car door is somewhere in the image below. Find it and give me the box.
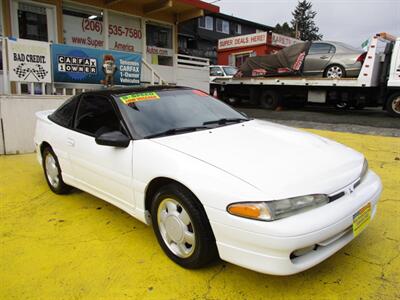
[303,42,336,75]
[67,93,134,208]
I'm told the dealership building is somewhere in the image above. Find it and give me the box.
[0,0,219,155]
[0,0,219,94]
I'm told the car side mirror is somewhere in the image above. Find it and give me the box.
[95,131,130,148]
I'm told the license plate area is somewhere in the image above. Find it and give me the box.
[353,202,371,237]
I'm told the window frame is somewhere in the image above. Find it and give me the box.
[198,16,213,31]
[73,94,125,137]
[309,43,336,55]
[235,24,242,34]
[11,0,58,42]
[216,18,229,34]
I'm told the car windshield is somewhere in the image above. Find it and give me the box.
[115,89,248,138]
[223,66,238,76]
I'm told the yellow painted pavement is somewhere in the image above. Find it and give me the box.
[0,130,399,300]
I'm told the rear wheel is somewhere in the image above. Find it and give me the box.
[386,93,400,117]
[42,147,72,194]
[260,90,281,110]
[151,183,218,269]
[324,65,346,79]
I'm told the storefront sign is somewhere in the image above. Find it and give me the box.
[63,15,105,49]
[218,32,267,50]
[109,12,143,53]
[146,46,173,56]
[271,33,301,48]
[52,44,142,85]
[7,38,52,83]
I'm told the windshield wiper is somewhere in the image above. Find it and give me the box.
[203,118,249,126]
[144,126,209,139]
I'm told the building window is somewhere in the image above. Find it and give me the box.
[216,19,229,34]
[17,3,48,41]
[63,4,104,49]
[146,22,173,66]
[235,24,242,34]
[198,16,213,30]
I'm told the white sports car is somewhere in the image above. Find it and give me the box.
[34,87,382,275]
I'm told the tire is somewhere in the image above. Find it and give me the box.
[150,183,218,269]
[386,93,400,117]
[324,64,346,79]
[42,147,72,194]
[260,90,281,110]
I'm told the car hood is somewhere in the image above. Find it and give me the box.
[152,120,364,199]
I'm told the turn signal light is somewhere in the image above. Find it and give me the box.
[228,204,261,218]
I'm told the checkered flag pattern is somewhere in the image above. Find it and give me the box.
[13,63,48,81]
[13,63,30,79]
[31,64,48,80]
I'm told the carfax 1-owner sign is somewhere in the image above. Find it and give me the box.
[7,38,52,83]
[51,44,142,86]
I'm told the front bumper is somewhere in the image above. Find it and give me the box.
[206,170,382,275]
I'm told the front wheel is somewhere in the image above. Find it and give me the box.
[151,184,218,269]
[42,147,72,194]
[324,65,346,78]
[386,93,400,117]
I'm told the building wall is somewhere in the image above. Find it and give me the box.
[178,14,272,64]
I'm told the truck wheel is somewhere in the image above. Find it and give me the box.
[260,91,281,110]
[386,93,400,117]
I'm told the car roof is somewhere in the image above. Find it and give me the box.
[83,85,191,97]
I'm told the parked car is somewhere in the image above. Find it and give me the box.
[210,65,238,82]
[34,86,382,275]
[303,41,366,78]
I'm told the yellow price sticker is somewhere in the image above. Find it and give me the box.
[120,92,160,104]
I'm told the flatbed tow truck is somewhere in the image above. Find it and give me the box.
[211,33,400,117]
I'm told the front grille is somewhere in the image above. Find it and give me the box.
[328,178,362,203]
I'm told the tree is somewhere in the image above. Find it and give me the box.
[274,22,295,37]
[291,0,323,41]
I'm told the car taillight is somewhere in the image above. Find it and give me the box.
[357,52,367,64]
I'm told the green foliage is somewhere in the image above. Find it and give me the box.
[274,22,295,38]
[291,0,323,41]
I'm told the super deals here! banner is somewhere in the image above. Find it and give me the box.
[51,44,142,85]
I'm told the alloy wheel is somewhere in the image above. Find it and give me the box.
[326,66,344,78]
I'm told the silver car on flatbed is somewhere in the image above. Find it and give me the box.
[303,41,366,78]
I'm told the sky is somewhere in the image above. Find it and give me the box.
[204,0,400,47]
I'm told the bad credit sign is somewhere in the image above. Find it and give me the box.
[218,32,267,50]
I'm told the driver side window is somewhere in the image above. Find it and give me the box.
[74,95,122,136]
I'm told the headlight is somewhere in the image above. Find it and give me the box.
[227,194,329,221]
[360,158,368,182]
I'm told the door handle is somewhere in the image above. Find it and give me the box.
[66,138,75,147]
[320,55,329,59]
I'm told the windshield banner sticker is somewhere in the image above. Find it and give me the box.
[120,92,160,104]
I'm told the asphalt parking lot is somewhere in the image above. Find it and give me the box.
[238,105,400,137]
[1,129,399,300]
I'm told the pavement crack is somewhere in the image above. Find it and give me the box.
[202,264,226,300]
